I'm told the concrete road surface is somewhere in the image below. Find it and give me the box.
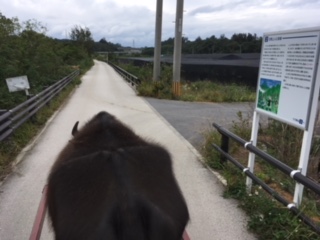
[144,98,254,150]
[0,60,256,240]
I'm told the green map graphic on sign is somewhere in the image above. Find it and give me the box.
[257,78,281,114]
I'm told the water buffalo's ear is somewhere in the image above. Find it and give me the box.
[72,121,79,136]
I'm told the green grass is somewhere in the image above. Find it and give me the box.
[180,81,256,102]
[114,61,256,102]
[137,80,256,102]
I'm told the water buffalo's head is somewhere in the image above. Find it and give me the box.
[69,111,145,150]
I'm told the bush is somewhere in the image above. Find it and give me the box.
[0,12,93,109]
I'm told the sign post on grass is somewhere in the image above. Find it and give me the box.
[6,75,30,96]
[249,27,320,207]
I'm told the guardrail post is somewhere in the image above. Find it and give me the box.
[220,134,229,164]
[27,94,37,123]
[42,86,51,107]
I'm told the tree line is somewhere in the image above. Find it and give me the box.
[0,13,95,109]
[0,10,262,109]
[141,33,262,56]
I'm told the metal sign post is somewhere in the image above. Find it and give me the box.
[294,57,320,205]
[245,111,260,192]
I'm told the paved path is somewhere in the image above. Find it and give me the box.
[0,60,256,239]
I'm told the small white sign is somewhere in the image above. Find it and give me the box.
[256,29,320,130]
[6,76,30,93]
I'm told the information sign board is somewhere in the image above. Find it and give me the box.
[256,29,320,129]
[6,75,30,93]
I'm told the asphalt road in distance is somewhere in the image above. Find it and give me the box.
[144,97,255,150]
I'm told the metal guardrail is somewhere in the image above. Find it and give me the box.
[212,123,320,234]
[0,70,79,142]
[107,61,141,87]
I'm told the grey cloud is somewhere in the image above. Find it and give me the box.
[273,0,320,9]
[187,5,224,16]
[188,0,320,17]
[2,0,320,47]
[187,0,249,16]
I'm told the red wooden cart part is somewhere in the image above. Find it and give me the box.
[182,230,191,240]
[29,185,190,240]
[29,185,48,240]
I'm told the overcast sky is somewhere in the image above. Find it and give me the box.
[1,0,320,47]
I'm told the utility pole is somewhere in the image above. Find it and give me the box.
[173,0,184,96]
[153,0,163,82]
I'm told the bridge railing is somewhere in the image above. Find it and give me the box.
[0,70,79,142]
[107,61,141,88]
[212,123,320,235]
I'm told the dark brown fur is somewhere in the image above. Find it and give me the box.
[47,111,189,240]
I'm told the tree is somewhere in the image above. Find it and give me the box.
[0,12,94,109]
[0,12,20,38]
[99,37,107,44]
[69,25,94,55]
[0,13,22,84]
[70,25,92,42]
[22,19,47,34]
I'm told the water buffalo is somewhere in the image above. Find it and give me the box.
[47,111,189,240]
